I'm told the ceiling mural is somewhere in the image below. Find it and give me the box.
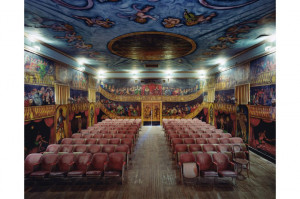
[24,0,275,72]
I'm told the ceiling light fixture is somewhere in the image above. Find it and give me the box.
[78,66,85,72]
[77,58,87,65]
[165,70,173,76]
[267,34,276,42]
[217,58,227,65]
[33,45,40,51]
[98,69,106,74]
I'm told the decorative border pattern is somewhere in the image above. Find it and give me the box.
[249,105,276,121]
[214,103,236,113]
[162,102,209,119]
[25,105,56,121]
[98,87,204,102]
[67,103,90,113]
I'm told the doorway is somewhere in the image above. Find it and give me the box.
[141,101,162,126]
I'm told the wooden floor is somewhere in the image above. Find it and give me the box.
[25,126,275,199]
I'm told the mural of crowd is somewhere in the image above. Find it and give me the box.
[215,89,235,104]
[100,95,141,116]
[69,89,89,104]
[25,85,55,107]
[250,53,276,78]
[162,94,204,117]
[250,85,276,106]
[99,79,204,96]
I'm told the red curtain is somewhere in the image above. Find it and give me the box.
[34,119,43,123]
[230,113,236,137]
[250,118,261,147]
[95,108,100,116]
[25,121,31,125]
[215,110,218,116]
[250,118,261,127]
[69,112,74,121]
[203,108,208,116]
[85,110,89,117]
[263,119,273,123]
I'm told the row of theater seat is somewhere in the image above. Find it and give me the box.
[167,133,232,140]
[25,152,126,184]
[61,138,134,146]
[81,128,139,134]
[71,133,136,140]
[170,137,243,146]
[165,129,223,135]
[177,152,239,184]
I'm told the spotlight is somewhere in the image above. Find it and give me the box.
[165,70,173,76]
[98,69,106,74]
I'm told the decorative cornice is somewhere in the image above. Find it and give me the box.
[214,103,236,113]
[249,105,276,121]
[25,105,56,121]
[97,102,141,119]
[98,87,204,102]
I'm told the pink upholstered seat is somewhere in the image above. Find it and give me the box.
[202,144,216,152]
[188,144,202,152]
[68,153,92,177]
[25,153,42,177]
[50,153,75,178]
[86,153,108,177]
[102,145,116,154]
[61,138,72,145]
[30,154,59,178]
[87,145,102,154]
[71,133,82,139]
[212,153,237,179]
[44,144,60,154]
[104,153,126,184]
[196,153,218,177]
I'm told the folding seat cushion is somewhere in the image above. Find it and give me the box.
[195,138,207,144]
[61,138,73,144]
[93,134,103,139]
[102,145,116,154]
[98,138,109,144]
[215,129,224,134]
[178,153,198,180]
[25,153,43,177]
[68,153,92,177]
[180,134,190,138]
[207,138,220,144]
[71,133,82,139]
[184,138,195,144]
[229,137,244,144]
[221,133,232,138]
[82,134,93,139]
[109,138,121,145]
[188,144,202,152]
[211,134,221,139]
[219,138,230,144]
[86,138,97,145]
[72,138,85,145]
[216,144,232,152]
[44,144,60,154]
[190,134,200,138]
[202,144,216,152]
[115,144,130,165]
[59,145,74,153]
[201,134,211,138]
[196,153,218,177]
[104,152,126,183]
[86,153,108,177]
[212,153,237,178]
[87,145,102,154]
[114,134,125,139]
[171,138,184,150]
[121,138,133,152]
[103,134,113,139]
[49,153,75,177]
[73,145,88,153]
[30,154,59,178]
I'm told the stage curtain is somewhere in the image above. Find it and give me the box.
[95,108,100,116]
[215,110,218,116]
[235,84,250,105]
[203,108,208,116]
[263,119,274,123]
[85,110,89,117]
[206,89,215,102]
[88,88,96,103]
[55,84,70,105]
[69,112,74,121]
[44,117,54,127]
[250,118,261,127]
[44,117,55,144]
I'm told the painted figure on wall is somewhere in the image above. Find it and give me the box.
[56,108,66,143]
[209,104,214,125]
[236,105,249,143]
[215,89,235,104]
[250,85,276,106]
[117,4,157,24]
[90,106,94,126]
[153,105,160,121]
[25,85,55,107]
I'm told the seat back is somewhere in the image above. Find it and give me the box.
[180,134,190,138]
[190,134,200,138]
[109,138,121,145]
[40,154,59,171]
[73,145,87,153]
[86,138,97,145]
[74,153,92,172]
[175,144,188,153]
[221,133,232,138]
[106,152,125,171]
[207,138,219,144]
[115,144,129,153]
[202,144,216,152]
[121,138,133,149]
[71,133,82,139]
[93,134,103,139]
[103,134,113,139]
[82,134,93,139]
[59,145,73,153]
[87,145,102,154]
[229,137,243,144]
[211,134,221,139]
[216,144,231,152]
[102,145,116,154]
[61,138,72,144]
[45,144,60,153]
[188,144,202,152]
[183,138,195,144]
[90,153,108,171]
[179,153,196,164]
[57,153,75,172]
[114,134,125,139]
[196,153,214,171]
[98,138,109,144]
[25,153,42,174]
[195,138,207,144]
[212,153,231,171]
[72,138,85,145]
[219,138,230,144]
[201,134,211,138]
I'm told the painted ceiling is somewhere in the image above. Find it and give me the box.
[24,0,275,73]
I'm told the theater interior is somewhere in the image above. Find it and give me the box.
[16,0,283,198]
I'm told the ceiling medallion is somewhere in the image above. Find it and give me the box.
[108,32,196,61]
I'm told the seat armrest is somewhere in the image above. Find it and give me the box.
[213,162,219,172]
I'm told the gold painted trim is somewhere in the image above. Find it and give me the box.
[107,31,197,60]
[141,101,162,125]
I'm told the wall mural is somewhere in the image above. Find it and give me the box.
[195,108,208,123]
[162,93,204,117]
[250,84,276,106]
[70,89,89,104]
[100,94,141,117]
[25,84,55,107]
[98,78,204,96]
[209,103,214,125]
[24,51,55,86]
[250,53,276,86]
[236,105,249,143]
[250,118,275,157]
[215,89,235,104]
[215,111,234,135]
[55,105,68,143]
[89,103,95,127]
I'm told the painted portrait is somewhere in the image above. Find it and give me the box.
[215,89,235,104]
[209,103,214,125]
[236,105,249,143]
[55,106,68,143]
[89,103,95,127]
[24,84,55,107]
[70,89,89,104]
[250,84,276,106]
